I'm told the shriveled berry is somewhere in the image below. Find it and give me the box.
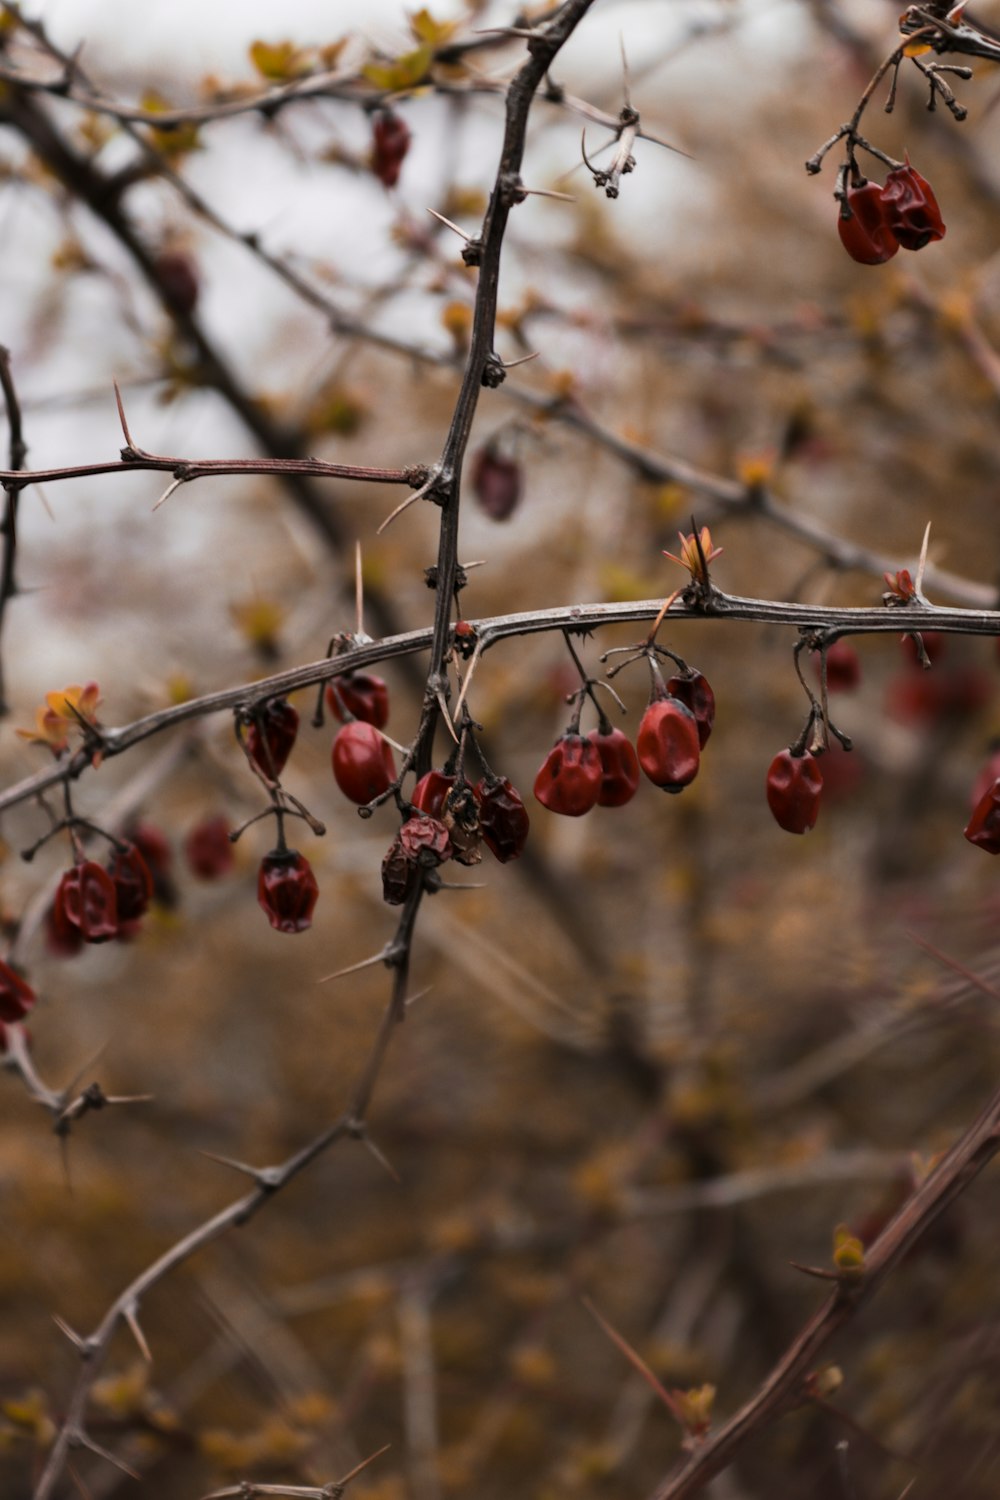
[637,698,700,792]
[399,815,452,867]
[382,836,414,905]
[185,816,235,880]
[127,821,177,908]
[665,671,716,747]
[766,749,823,834]
[838,181,899,266]
[107,842,154,922]
[246,698,299,779]
[965,777,1000,855]
[326,671,390,729]
[412,770,455,819]
[471,442,522,521]
[588,727,640,807]
[372,110,411,188]
[257,849,319,933]
[474,776,529,862]
[56,861,119,943]
[881,161,945,251]
[0,959,35,1024]
[534,734,602,816]
[332,720,396,804]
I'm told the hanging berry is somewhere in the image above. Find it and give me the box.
[964,777,1000,855]
[637,697,701,793]
[815,642,861,692]
[766,749,823,834]
[474,775,530,861]
[471,440,522,522]
[382,836,414,906]
[837,180,899,265]
[399,815,452,868]
[411,770,456,819]
[880,161,946,250]
[534,734,603,816]
[372,110,411,188]
[332,721,396,804]
[107,842,154,922]
[55,861,119,943]
[326,672,390,729]
[257,850,319,933]
[246,698,300,779]
[588,727,640,807]
[185,816,235,879]
[0,960,36,1024]
[665,671,716,747]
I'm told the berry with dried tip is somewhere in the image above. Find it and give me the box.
[372,110,411,188]
[399,815,452,867]
[332,721,396,804]
[637,698,700,793]
[257,850,319,933]
[474,776,530,861]
[837,181,899,266]
[588,727,640,807]
[107,842,154,923]
[880,161,946,251]
[0,959,36,1024]
[665,671,716,747]
[56,861,119,943]
[534,734,603,816]
[326,672,390,729]
[246,698,300,779]
[185,816,235,880]
[766,749,823,834]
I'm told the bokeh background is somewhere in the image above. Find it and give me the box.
[3,2,1000,1497]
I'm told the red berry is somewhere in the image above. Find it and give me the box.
[474,776,529,861]
[471,442,522,521]
[257,849,319,933]
[887,664,991,725]
[372,110,410,188]
[637,698,700,793]
[837,181,899,266]
[412,770,456,819]
[45,895,84,957]
[246,698,299,779]
[107,842,154,923]
[534,734,602,816]
[126,821,177,908]
[0,959,35,1024]
[814,642,861,692]
[588,727,640,807]
[56,861,119,943]
[326,672,390,729]
[399,815,452,867]
[766,749,823,834]
[965,777,1000,854]
[971,747,1000,809]
[185,816,235,880]
[665,671,716,747]
[152,249,199,315]
[332,720,396,804]
[880,161,946,251]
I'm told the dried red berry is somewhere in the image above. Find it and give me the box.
[665,671,716,748]
[637,698,701,793]
[185,816,235,880]
[837,181,899,266]
[588,727,640,807]
[326,672,390,729]
[474,776,530,861]
[152,249,199,315]
[399,815,452,867]
[257,849,319,933]
[766,749,823,834]
[246,698,300,779]
[56,861,119,943]
[534,734,602,816]
[382,836,414,905]
[881,161,946,251]
[45,895,84,957]
[965,777,1000,854]
[0,959,35,1023]
[107,842,153,923]
[332,720,396,804]
[372,110,411,188]
[814,642,861,692]
[127,821,177,908]
[412,770,456,819]
[471,442,522,521]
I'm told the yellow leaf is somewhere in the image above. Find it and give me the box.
[409,7,458,44]
[362,45,433,92]
[140,92,201,156]
[248,39,313,82]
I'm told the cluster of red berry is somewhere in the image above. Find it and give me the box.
[838,161,945,266]
[47,842,154,953]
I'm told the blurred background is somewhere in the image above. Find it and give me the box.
[3,2,1000,1497]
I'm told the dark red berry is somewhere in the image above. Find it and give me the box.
[185,816,235,880]
[971,747,1000,810]
[56,861,119,943]
[965,777,1000,854]
[665,671,716,747]
[399,815,452,867]
[152,249,199,315]
[887,665,991,725]
[246,699,300,780]
[766,749,823,834]
[372,110,411,188]
[107,842,154,923]
[588,727,640,807]
[412,770,456,819]
[0,959,35,1024]
[332,721,396,804]
[880,161,946,251]
[382,836,414,906]
[534,734,602,816]
[637,698,700,793]
[838,181,899,266]
[326,672,390,729]
[474,776,529,862]
[814,642,861,693]
[126,821,177,908]
[257,849,319,933]
[471,442,522,521]
[45,895,84,957]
